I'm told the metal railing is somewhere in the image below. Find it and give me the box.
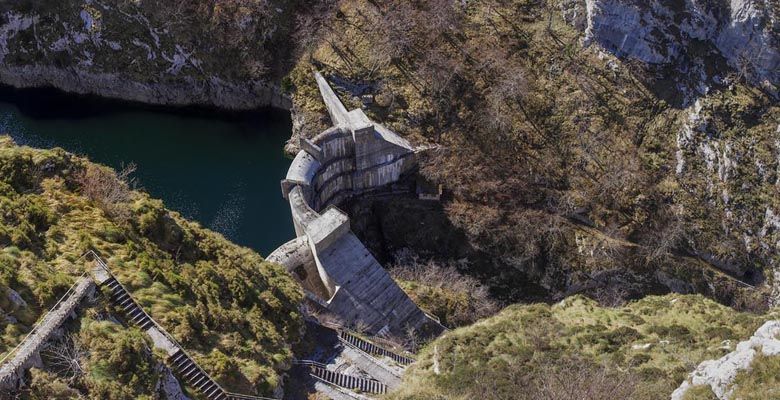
[294,359,387,394]
[0,270,89,368]
[86,251,278,400]
[310,318,416,362]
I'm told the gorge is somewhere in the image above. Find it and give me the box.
[0,86,294,255]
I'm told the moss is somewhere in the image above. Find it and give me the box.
[681,385,718,400]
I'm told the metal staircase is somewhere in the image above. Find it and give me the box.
[168,349,228,400]
[295,360,387,394]
[338,330,415,366]
[89,251,276,400]
[101,277,154,330]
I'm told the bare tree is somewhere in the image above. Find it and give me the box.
[41,334,87,380]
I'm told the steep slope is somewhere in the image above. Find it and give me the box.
[0,136,303,398]
[286,0,778,308]
[574,0,779,105]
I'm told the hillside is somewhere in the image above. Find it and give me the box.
[0,136,303,399]
[287,0,779,310]
[388,294,778,399]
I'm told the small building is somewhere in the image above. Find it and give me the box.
[416,176,442,201]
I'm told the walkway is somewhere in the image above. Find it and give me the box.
[0,275,94,390]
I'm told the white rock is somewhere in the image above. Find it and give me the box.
[671,320,780,400]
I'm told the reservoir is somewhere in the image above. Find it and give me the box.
[0,86,294,256]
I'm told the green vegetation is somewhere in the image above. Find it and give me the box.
[388,294,775,399]
[729,353,780,399]
[0,136,303,398]
[682,385,718,400]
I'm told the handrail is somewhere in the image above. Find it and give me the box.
[297,358,387,395]
[0,271,89,367]
[312,318,416,359]
[293,359,328,368]
[339,331,415,367]
[86,251,278,400]
[338,334,409,370]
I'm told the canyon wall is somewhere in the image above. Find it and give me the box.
[563,0,779,104]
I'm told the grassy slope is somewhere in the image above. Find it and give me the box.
[388,294,776,399]
[0,136,302,398]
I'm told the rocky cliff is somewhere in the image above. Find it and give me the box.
[0,1,301,109]
[563,0,779,105]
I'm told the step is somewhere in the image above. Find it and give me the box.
[172,356,191,369]
[112,291,130,303]
[191,374,208,388]
[197,379,217,392]
[309,366,388,394]
[204,384,223,398]
[169,351,186,363]
[129,310,146,322]
[172,356,190,370]
[103,279,120,289]
[127,308,144,320]
[182,365,201,380]
[112,292,131,303]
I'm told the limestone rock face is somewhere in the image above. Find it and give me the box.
[672,320,780,399]
[0,5,291,110]
[573,0,779,103]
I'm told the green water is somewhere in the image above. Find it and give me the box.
[0,87,294,255]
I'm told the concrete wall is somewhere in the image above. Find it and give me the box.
[0,277,94,390]
[267,237,330,299]
[270,73,443,337]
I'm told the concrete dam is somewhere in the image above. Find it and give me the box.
[268,73,443,337]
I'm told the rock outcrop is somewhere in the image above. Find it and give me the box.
[0,4,292,110]
[565,0,780,104]
[672,320,780,399]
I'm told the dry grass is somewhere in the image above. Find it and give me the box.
[74,163,136,221]
[390,259,499,327]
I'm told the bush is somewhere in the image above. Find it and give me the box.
[75,163,136,221]
[391,259,499,327]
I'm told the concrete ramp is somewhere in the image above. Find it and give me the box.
[315,72,350,127]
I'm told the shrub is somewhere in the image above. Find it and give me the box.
[75,163,136,221]
[391,259,499,327]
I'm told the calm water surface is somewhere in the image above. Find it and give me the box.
[0,87,294,255]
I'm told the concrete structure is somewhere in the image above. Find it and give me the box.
[268,73,442,337]
[0,276,94,390]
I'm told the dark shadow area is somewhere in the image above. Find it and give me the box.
[0,84,291,126]
[343,174,549,304]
